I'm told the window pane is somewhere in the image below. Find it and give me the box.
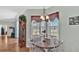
[32,21,40,36]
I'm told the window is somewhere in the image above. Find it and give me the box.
[48,12,59,40]
[31,16,41,42]
[31,12,59,42]
[32,20,40,36]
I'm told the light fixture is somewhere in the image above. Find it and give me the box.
[40,7,50,38]
[40,15,45,20]
[46,15,49,20]
[40,7,49,21]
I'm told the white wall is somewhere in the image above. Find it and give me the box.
[46,6,79,52]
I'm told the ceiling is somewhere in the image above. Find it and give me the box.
[0,6,50,22]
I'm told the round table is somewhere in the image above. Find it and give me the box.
[31,40,63,52]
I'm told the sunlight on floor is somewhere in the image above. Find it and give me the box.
[0,35,30,52]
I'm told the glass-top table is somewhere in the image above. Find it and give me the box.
[31,39,63,52]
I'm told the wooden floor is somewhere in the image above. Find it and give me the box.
[0,36,30,52]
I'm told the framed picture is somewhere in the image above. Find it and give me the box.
[69,16,79,25]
